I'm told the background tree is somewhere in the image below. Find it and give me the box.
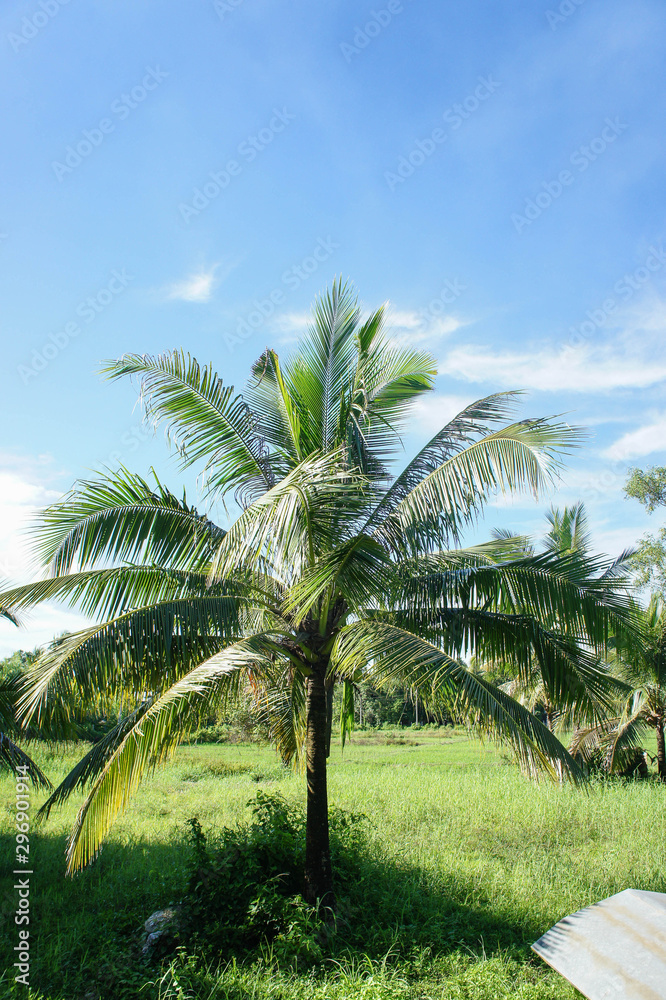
[625,466,666,598]
[0,613,51,787]
[1,281,641,907]
[480,502,630,732]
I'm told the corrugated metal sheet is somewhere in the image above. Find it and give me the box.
[532,889,666,999]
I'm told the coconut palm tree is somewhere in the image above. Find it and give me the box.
[571,597,666,779]
[1,281,640,906]
[486,503,631,732]
[542,500,593,556]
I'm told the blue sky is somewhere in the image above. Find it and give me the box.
[1,0,666,653]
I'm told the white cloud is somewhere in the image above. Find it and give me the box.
[603,414,666,460]
[410,393,478,433]
[0,464,59,582]
[165,263,222,303]
[270,301,468,350]
[441,337,666,392]
[0,455,90,657]
[590,526,643,559]
[0,606,91,659]
[271,311,312,344]
[387,307,467,347]
[437,289,666,393]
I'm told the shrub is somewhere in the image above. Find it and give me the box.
[179,793,328,966]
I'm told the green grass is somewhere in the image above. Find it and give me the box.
[1,728,665,999]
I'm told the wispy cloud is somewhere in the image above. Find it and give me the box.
[270,300,468,350]
[410,393,478,433]
[270,311,312,345]
[441,334,666,393]
[387,307,467,348]
[437,290,666,393]
[603,413,666,460]
[165,263,225,303]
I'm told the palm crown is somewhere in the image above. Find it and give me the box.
[572,596,666,779]
[3,280,640,903]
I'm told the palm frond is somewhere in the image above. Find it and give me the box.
[370,414,582,550]
[571,714,651,774]
[0,565,214,621]
[64,633,277,872]
[333,620,584,781]
[36,701,152,820]
[0,732,51,788]
[252,668,307,767]
[31,466,225,575]
[282,279,360,454]
[283,534,392,622]
[363,393,523,533]
[17,595,252,725]
[208,451,369,585]
[0,606,19,626]
[396,549,642,653]
[246,348,304,468]
[102,351,274,504]
[543,501,592,555]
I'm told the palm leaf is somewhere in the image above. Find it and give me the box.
[333,620,584,781]
[36,701,152,820]
[0,732,51,788]
[64,633,278,872]
[281,279,360,454]
[31,466,225,575]
[208,451,369,585]
[364,393,524,533]
[102,351,273,504]
[17,595,252,725]
[0,566,214,622]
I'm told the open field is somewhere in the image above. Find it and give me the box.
[1,728,665,999]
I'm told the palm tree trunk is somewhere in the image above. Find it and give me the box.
[656,718,666,781]
[304,664,334,908]
[325,676,334,758]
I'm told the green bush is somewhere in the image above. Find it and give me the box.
[179,793,330,966]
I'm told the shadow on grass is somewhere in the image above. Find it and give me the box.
[0,812,549,1000]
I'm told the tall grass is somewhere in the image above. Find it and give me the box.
[0,730,663,999]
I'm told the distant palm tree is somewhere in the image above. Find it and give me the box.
[487,502,631,732]
[572,597,666,779]
[0,606,51,787]
[542,500,593,556]
[2,281,640,906]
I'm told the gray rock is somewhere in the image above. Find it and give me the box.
[141,907,181,957]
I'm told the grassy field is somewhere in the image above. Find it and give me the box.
[1,727,665,999]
